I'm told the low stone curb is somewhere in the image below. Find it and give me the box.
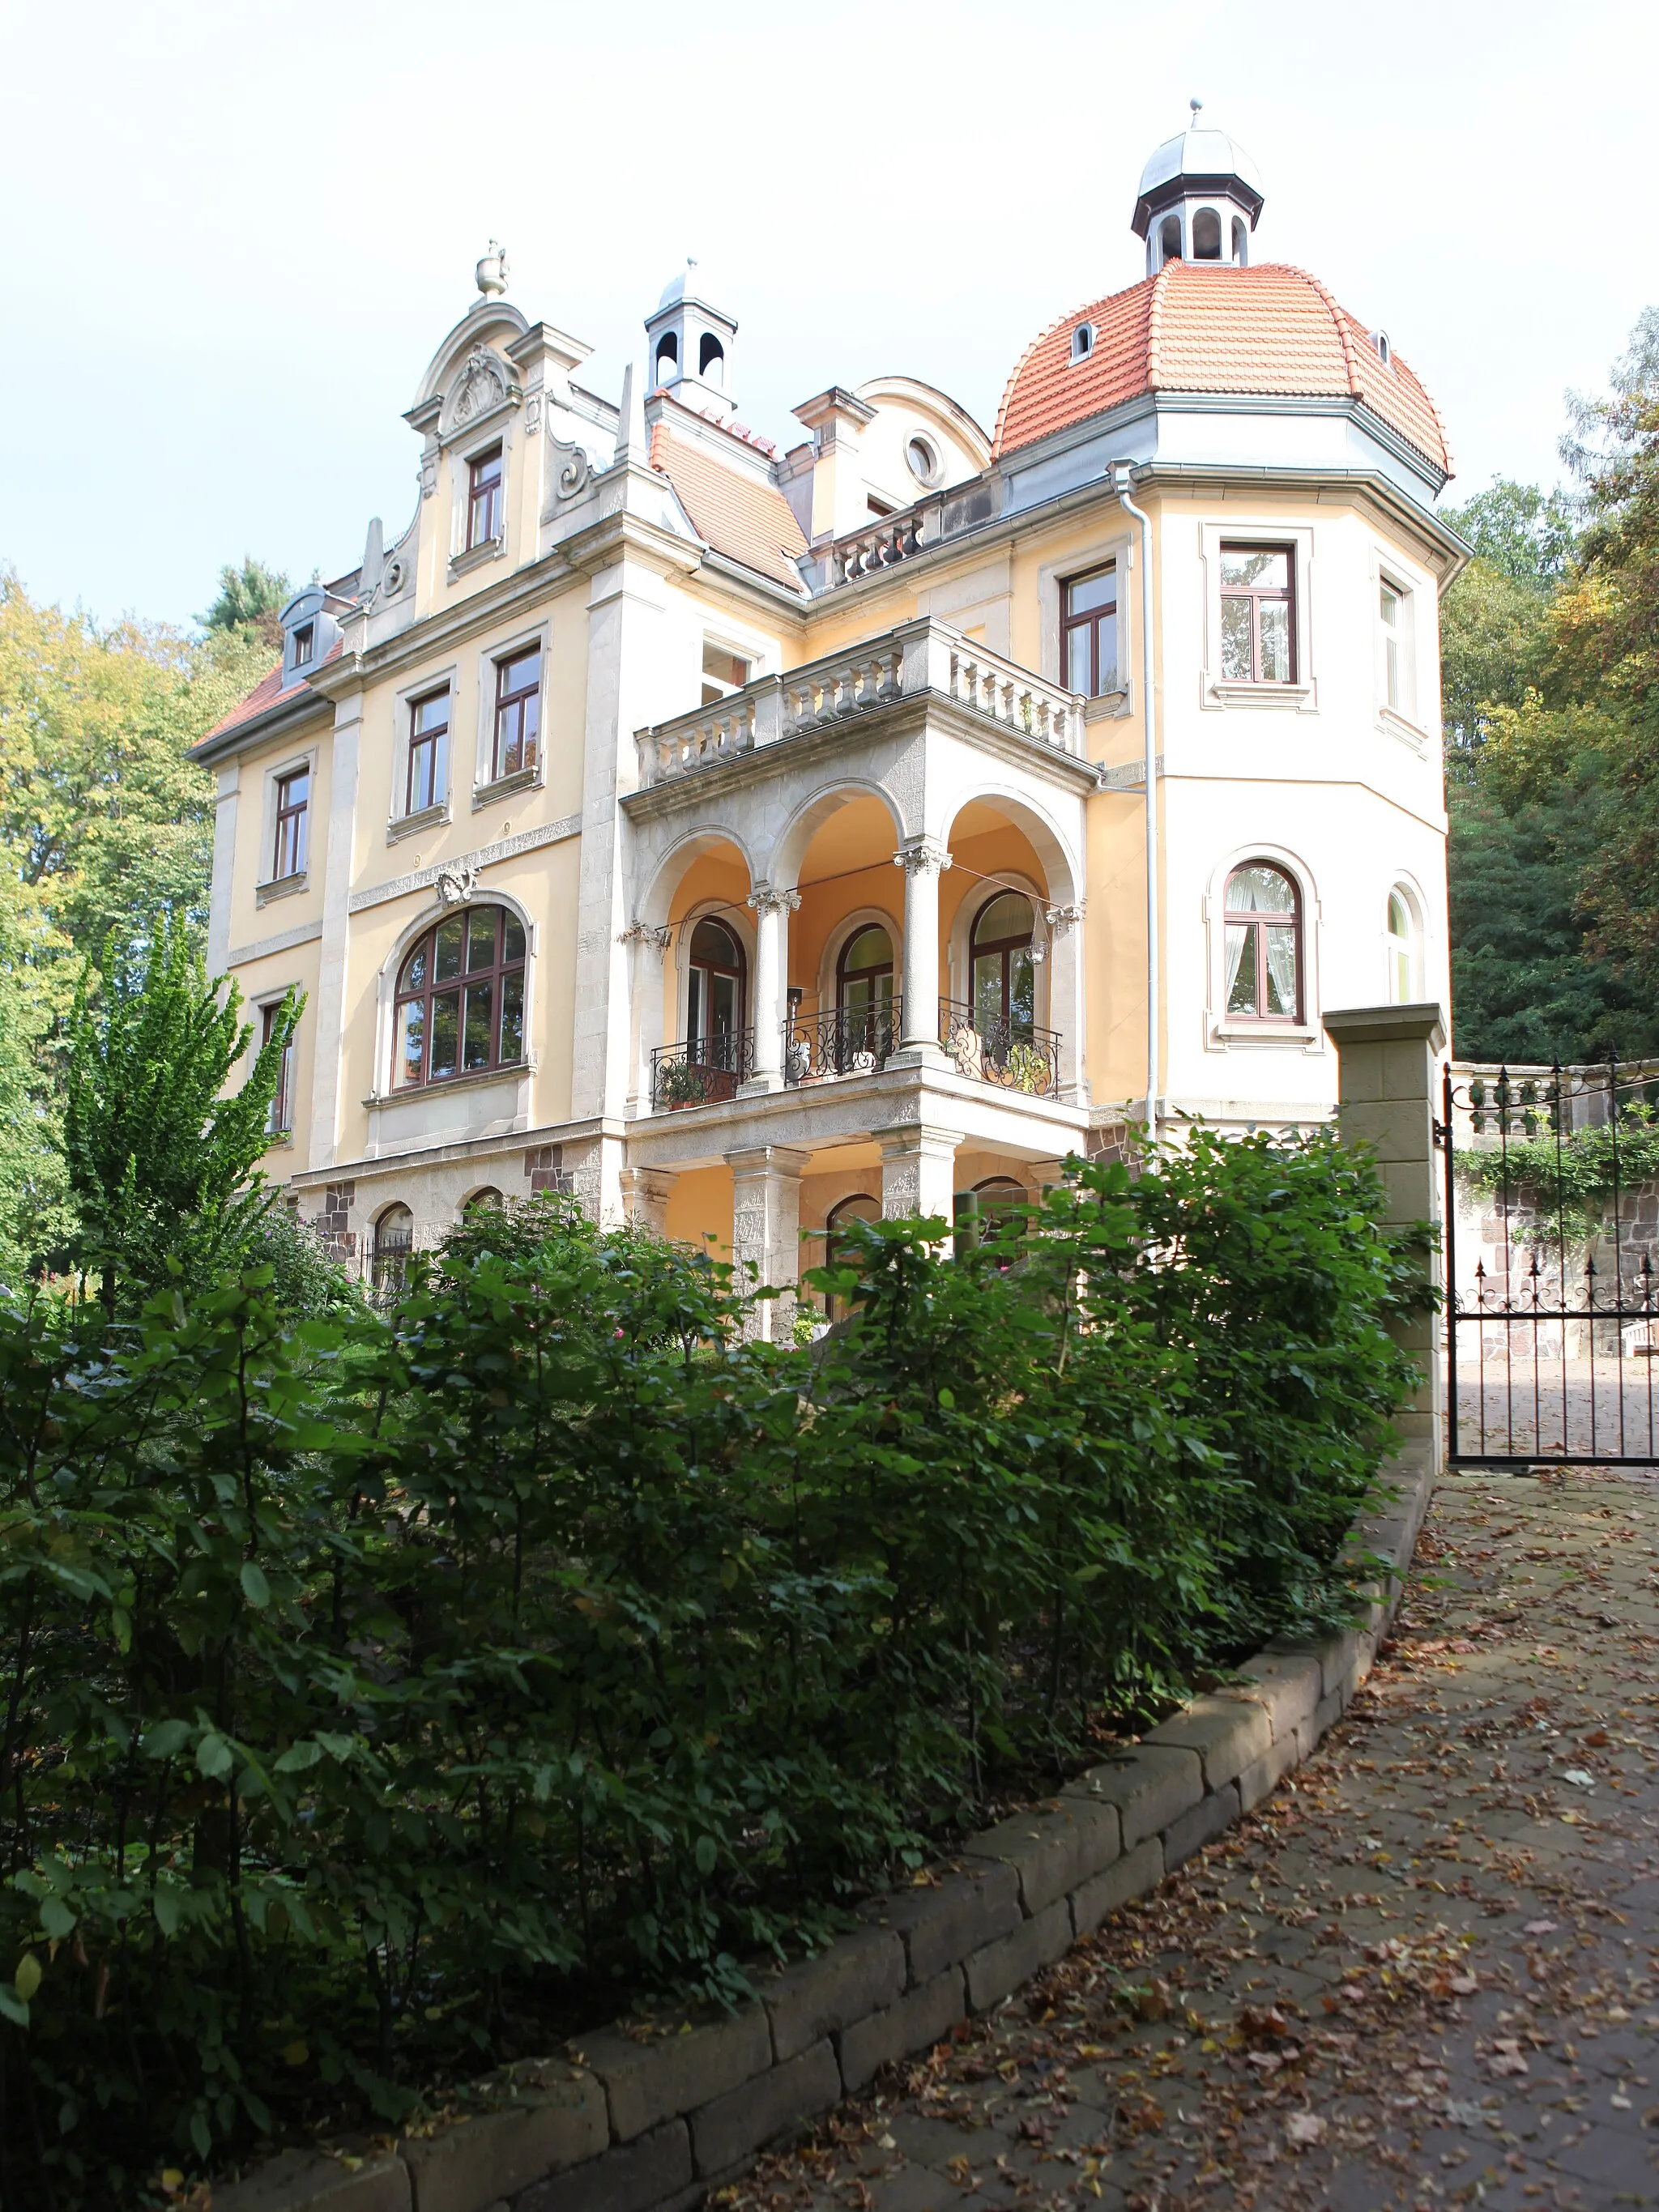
[213,1441,1434,2212]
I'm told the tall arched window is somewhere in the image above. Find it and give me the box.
[1159,214,1183,263]
[824,1192,880,1320]
[687,917,745,1050]
[1192,207,1222,259]
[654,331,679,386]
[1224,864,1301,1022]
[698,333,725,385]
[970,893,1037,1040]
[1387,889,1418,1003]
[373,1204,413,1294]
[837,924,894,1053]
[392,905,526,1089]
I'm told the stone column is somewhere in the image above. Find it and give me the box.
[740,886,799,1095]
[876,1121,964,1235]
[892,837,952,1063]
[305,687,363,1171]
[619,1166,677,1238]
[1045,900,1089,1105]
[726,1144,811,1340]
[1324,1002,1447,1454]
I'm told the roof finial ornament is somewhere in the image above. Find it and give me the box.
[1189,96,1203,124]
[475,239,510,301]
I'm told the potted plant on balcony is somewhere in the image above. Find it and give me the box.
[658,1059,712,1110]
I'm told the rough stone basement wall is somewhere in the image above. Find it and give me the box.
[215,1440,1434,2212]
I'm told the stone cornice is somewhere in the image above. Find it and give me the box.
[346,813,582,915]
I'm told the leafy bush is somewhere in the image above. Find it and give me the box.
[0,1132,1422,2206]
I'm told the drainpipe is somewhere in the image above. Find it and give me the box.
[1111,461,1158,1151]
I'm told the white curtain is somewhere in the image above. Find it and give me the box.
[1265,925,1298,1016]
[1225,922,1248,1006]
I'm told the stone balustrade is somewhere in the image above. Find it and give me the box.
[636,620,1084,788]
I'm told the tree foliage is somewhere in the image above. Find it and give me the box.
[0,1138,1422,2205]
[200,558,292,650]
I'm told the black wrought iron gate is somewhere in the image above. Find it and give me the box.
[1439,1057,1659,1467]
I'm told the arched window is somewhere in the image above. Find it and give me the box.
[1192,207,1222,259]
[392,905,526,1090]
[698,333,725,385]
[1387,889,1418,1003]
[970,893,1036,1041]
[1231,216,1248,266]
[1070,323,1094,362]
[1224,864,1301,1023]
[973,1174,1026,1232]
[687,917,745,1048]
[654,331,679,385]
[1159,214,1183,264]
[463,1186,503,1212]
[838,924,894,1021]
[824,1192,880,1320]
[373,1204,413,1294]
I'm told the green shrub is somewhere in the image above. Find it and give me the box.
[0,1132,1422,2206]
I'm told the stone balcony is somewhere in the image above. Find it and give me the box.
[634,619,1085,792]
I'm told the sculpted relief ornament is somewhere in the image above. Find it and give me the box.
[450,346,507,428]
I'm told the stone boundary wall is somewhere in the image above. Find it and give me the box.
[216,1438,1433,2212]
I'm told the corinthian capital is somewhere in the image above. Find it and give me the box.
[893,837,953,877]
[1044,901,1086,937]
[746,883,802,917]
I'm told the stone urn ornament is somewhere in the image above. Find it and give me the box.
[475,239,510,300]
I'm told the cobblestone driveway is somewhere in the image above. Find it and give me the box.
[723,1466,1659,2211]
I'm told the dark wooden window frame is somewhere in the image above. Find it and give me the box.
[1219,542,1297,684]
[835,923,895,1016]
[1060,564,1118,697]
[272,767,309,880]
[492,650,542,782]
[970,893,1037,1031]
[262,1001,294,1134]
[391,905,527,1091]
[407,689,450,815]
[686,916,747,1042]
[292,622,314,668]
[1222,863,1303,1025]
[467,445,503,550]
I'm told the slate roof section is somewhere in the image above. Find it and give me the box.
[993,261,1452,478]
[649,423,809,594]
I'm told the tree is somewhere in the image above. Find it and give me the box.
[61,928,300,1312]
[201,556,292,649]
[1436,477,1577,774]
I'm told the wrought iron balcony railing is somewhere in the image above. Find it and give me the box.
[651,1029,753,1110]
[785,1000,902,1085]
[938,999,1062,1097]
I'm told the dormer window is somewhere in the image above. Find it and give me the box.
[1369,329,1392,369]
[1070,323,1095,363]
[467,445,503,549]
[292,622,314,669]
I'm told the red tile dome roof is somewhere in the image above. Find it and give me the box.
[992,261,1452,479]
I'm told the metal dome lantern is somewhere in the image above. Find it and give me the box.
[1132,101,1265,276]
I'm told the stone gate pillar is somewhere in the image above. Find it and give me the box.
[1323,1003,1447,1457]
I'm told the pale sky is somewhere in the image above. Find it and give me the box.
[2,0,1653,631]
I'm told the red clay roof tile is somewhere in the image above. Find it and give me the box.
[993,262,1452,477]
[649,423,808,593]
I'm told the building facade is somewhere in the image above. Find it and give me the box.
[196,126,1464,1319]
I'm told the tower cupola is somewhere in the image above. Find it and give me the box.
[643,258,739,417]
[1132,101,1264,276]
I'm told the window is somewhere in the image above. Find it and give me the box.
[373,1204,413,1296]
[292,622,314,668]
[1220,546,1294,683]
[1192,207,1222,259]
[262,1002,294,1136]
[1380,578,1408,712]
[687,917,745,1047]
[463,1187,503,1212]
[824,1192,880,1319]
[702,641,751,705]
[1159,213,1182,262]
[467,445,503,549]
[1231,216,1248,265]
[272,767,309,880]
[391,906,527,1089]
[970,892,1036,1039]
[654,331,679,386]
[906,434,939,483]
[837,924,895,1051]
[492,649,541,781]
[407,690,450,814]
[1387,889,1417,1004]
[1060,565,1118,697]
[698,332,725,385]
[867,494,896,519]
[1224,863,1301,1022]
[1070,323,1094,362]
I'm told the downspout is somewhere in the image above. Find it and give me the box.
[1111,461,1158,1149]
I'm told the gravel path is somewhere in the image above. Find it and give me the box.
[719,1465,1659,2211]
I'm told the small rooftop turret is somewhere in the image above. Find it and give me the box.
[643,258,739,418]
[1132,100,1264,275]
